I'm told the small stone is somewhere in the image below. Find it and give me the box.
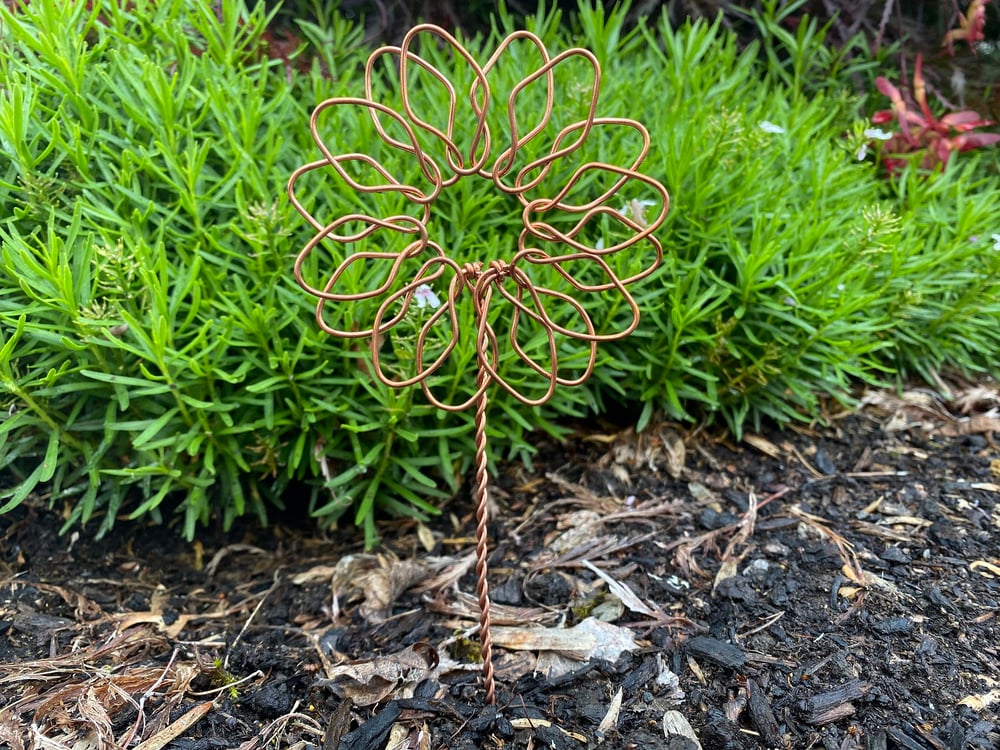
[814,448,837,475]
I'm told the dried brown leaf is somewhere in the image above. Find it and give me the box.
[132,701,213,750]
[291,554,429,623]
[416,524,436,553]
[357,556,428,622]
[958,689,1000,711]
[508,718,588,742]
[290,563,339,585]
[387,722,410,750]
[744,433,781,458]
[937,415,1000,436]
[491,626,596,657]
[712,559,740,594]
[878,515,931,529]
[426,589,557,626]
[661,429,686,479]
[596,687,623,741]
[319,644,474,706]
[546,510,604,554]
[952,384,1000,414]
[0,709,26,750]
[75,687,114,744]
[410,554,475,594]
[581,560,659,617]
[528,618,640,679]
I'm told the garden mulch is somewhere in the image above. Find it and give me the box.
[1,381,999,750]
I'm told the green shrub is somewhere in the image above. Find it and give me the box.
[1,0,998,544]
[584,7,1000,430]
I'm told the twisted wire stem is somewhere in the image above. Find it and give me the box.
[288,23,669,706]
[472,365,496,704]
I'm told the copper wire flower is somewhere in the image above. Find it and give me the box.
[289,24,669,703]
[290,25,668,409]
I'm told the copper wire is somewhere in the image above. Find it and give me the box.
[289,24,669,705]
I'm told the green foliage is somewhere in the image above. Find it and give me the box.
[1,0,998,543]
[581,5,1000,431]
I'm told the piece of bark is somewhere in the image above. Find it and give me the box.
[745,678,784,748]
[322,698,353,750]
[699,708,756,750]
[685,636,747,669]
[798,679,868,725]
[339,701,402,750]
[886,726,932,750]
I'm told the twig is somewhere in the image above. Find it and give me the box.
[224,570,280,671]
[131,701,213,750]
[875,0,894,51]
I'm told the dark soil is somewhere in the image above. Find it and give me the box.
[2,388,999,750]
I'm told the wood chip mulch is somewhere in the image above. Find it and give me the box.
[1,382,999,749]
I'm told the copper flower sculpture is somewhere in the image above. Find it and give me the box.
[289,25,669,703]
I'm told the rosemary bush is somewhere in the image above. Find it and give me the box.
[585,4,1000,430]
[1,0,998,543]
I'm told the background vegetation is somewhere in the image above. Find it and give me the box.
[273,0,1000,62]
[1,0,998,544]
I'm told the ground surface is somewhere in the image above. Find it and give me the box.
[1,384,999,750]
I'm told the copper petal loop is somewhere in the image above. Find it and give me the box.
[519,119,652,211]
[479,29,552,80]
[366,27,492,182]
[306,213,427,248]
[420,314,501,413]
[524,168,669,248]
[313,248,441,339]
[370,257,463,389]
[398,26,492,178]
[474,30,552,153]
[513,251,643,341]
[498,280,599,389]
[312,97,444,196]
[489,48,599,187]
[473,280,564,406]
[287,159,336,232]
[520,231,664,290]
[288,25,671,705]
[293,215,432,301]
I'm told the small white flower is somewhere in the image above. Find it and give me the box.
[595,237,605,250]
[837,284,845,292]
[993,234,1000,251]
[864,128,893,141]
[856,144,868,161]
[618,199,658,217]
[413,283,441,310]
[618,199,658,228]
[759,121,785,134]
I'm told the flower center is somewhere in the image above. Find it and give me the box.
[460,259,515,284]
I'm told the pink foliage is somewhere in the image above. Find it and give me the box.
[942,0,990,56]
[871,54,1000,172]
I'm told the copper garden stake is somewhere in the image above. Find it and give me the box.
[289,25,669,704]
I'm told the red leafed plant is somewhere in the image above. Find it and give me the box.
[872,54,1000,172]
[942,0,990,56]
